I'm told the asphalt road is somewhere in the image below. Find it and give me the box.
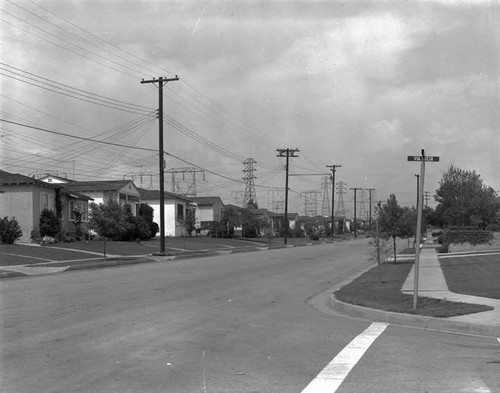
[1,239,499,392]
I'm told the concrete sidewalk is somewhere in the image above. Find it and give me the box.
[401,245,500,328]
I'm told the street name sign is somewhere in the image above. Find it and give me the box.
[407,155,440,162]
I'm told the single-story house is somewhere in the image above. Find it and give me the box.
[0,170,93,242]
[139,189,196,237]
[40,178,142,216]
[190,196,224,233]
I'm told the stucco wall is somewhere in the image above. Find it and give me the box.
[0,188,34,243]
[197,206,214,222]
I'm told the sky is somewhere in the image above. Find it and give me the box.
[1,0,499,218]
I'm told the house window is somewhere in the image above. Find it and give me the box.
[177,203,184,220]
[69,200,89,222]
[40,193,55,212]
[69,200,75,220]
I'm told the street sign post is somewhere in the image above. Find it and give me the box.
[408,149,440,310]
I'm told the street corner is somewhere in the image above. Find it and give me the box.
[0,265,70,277]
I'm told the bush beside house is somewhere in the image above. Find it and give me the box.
[89,201,154,241]
[0,216,23,244]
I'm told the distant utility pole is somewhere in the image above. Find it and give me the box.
[327,164,341,239]
[350,187,361,238]
[141,75,179,255]
[367,188,375,231]
[277,148,299,245]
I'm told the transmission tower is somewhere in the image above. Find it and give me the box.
[336,181,347,217]
[166,167,205,197]
[232,191,244,206]
[242,158,258,208]
[267,190,284,213]
[301,190,320,217]
[320,176,330,217]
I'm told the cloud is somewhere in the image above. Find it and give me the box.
[366,118,410,151]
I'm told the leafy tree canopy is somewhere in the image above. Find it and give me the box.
[434,165,500,228]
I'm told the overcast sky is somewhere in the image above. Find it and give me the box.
[1,0,499,216]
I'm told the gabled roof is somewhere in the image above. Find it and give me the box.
[139,189,193,203]
[38,174,75,183]
[190,196,224,207]
[0,170,55,189]
[63,180,135,193]
[0,170,92,200]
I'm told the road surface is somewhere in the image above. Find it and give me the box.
[1,239,498,392]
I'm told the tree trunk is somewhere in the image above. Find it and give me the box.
[393,236,397,263]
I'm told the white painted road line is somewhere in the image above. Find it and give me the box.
[301,322,388,393]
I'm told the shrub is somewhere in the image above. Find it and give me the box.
[39,209,60,237]
[437,243,449,253]
[0,216,23,244]
[442,229,493,246]
[151,222,159,238]
[486,223,500,232]
[90,202,154,241]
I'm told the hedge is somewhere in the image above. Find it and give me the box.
[441,229,493,246]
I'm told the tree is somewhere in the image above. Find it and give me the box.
[89,201,125,240]
[0,217,23,244]
[377,194,416,262]
[90,202,152,241]
[435,165,500,228]
[39,209,60,238]
[368,217,392,283]
[139,203,158,237]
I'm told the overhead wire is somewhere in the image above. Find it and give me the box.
[5,1,278,154]
[1,2,293,188]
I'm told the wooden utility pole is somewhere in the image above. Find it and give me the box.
[350,187,360,238]
[367,188,375,231]
[327,164,341,239]
[141,76,179,255]
[276,148,299,245]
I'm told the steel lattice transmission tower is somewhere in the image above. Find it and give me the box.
[320,176,331,217]
[166,167,205,197]
[242,158,258,208]
[301,190,320,217]
[336,181,347,217]
[267,190,284,213]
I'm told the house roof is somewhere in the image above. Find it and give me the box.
[190,196,224,207]
[139,189,193,203]
[63,180,135,193]
[0,170,93,200]
[0,170,55,188]
[38,174,75,183]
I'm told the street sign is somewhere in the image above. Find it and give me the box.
[407,155,440,162]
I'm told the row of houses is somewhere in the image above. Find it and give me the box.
[0,170,225,243]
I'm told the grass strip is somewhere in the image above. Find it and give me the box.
[439,254,500,299]
[335,261,493,317]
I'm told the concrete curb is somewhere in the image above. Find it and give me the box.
[329,293,500,337]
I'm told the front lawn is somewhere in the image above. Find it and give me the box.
[439,253,500,299]
[335,261,493,317]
